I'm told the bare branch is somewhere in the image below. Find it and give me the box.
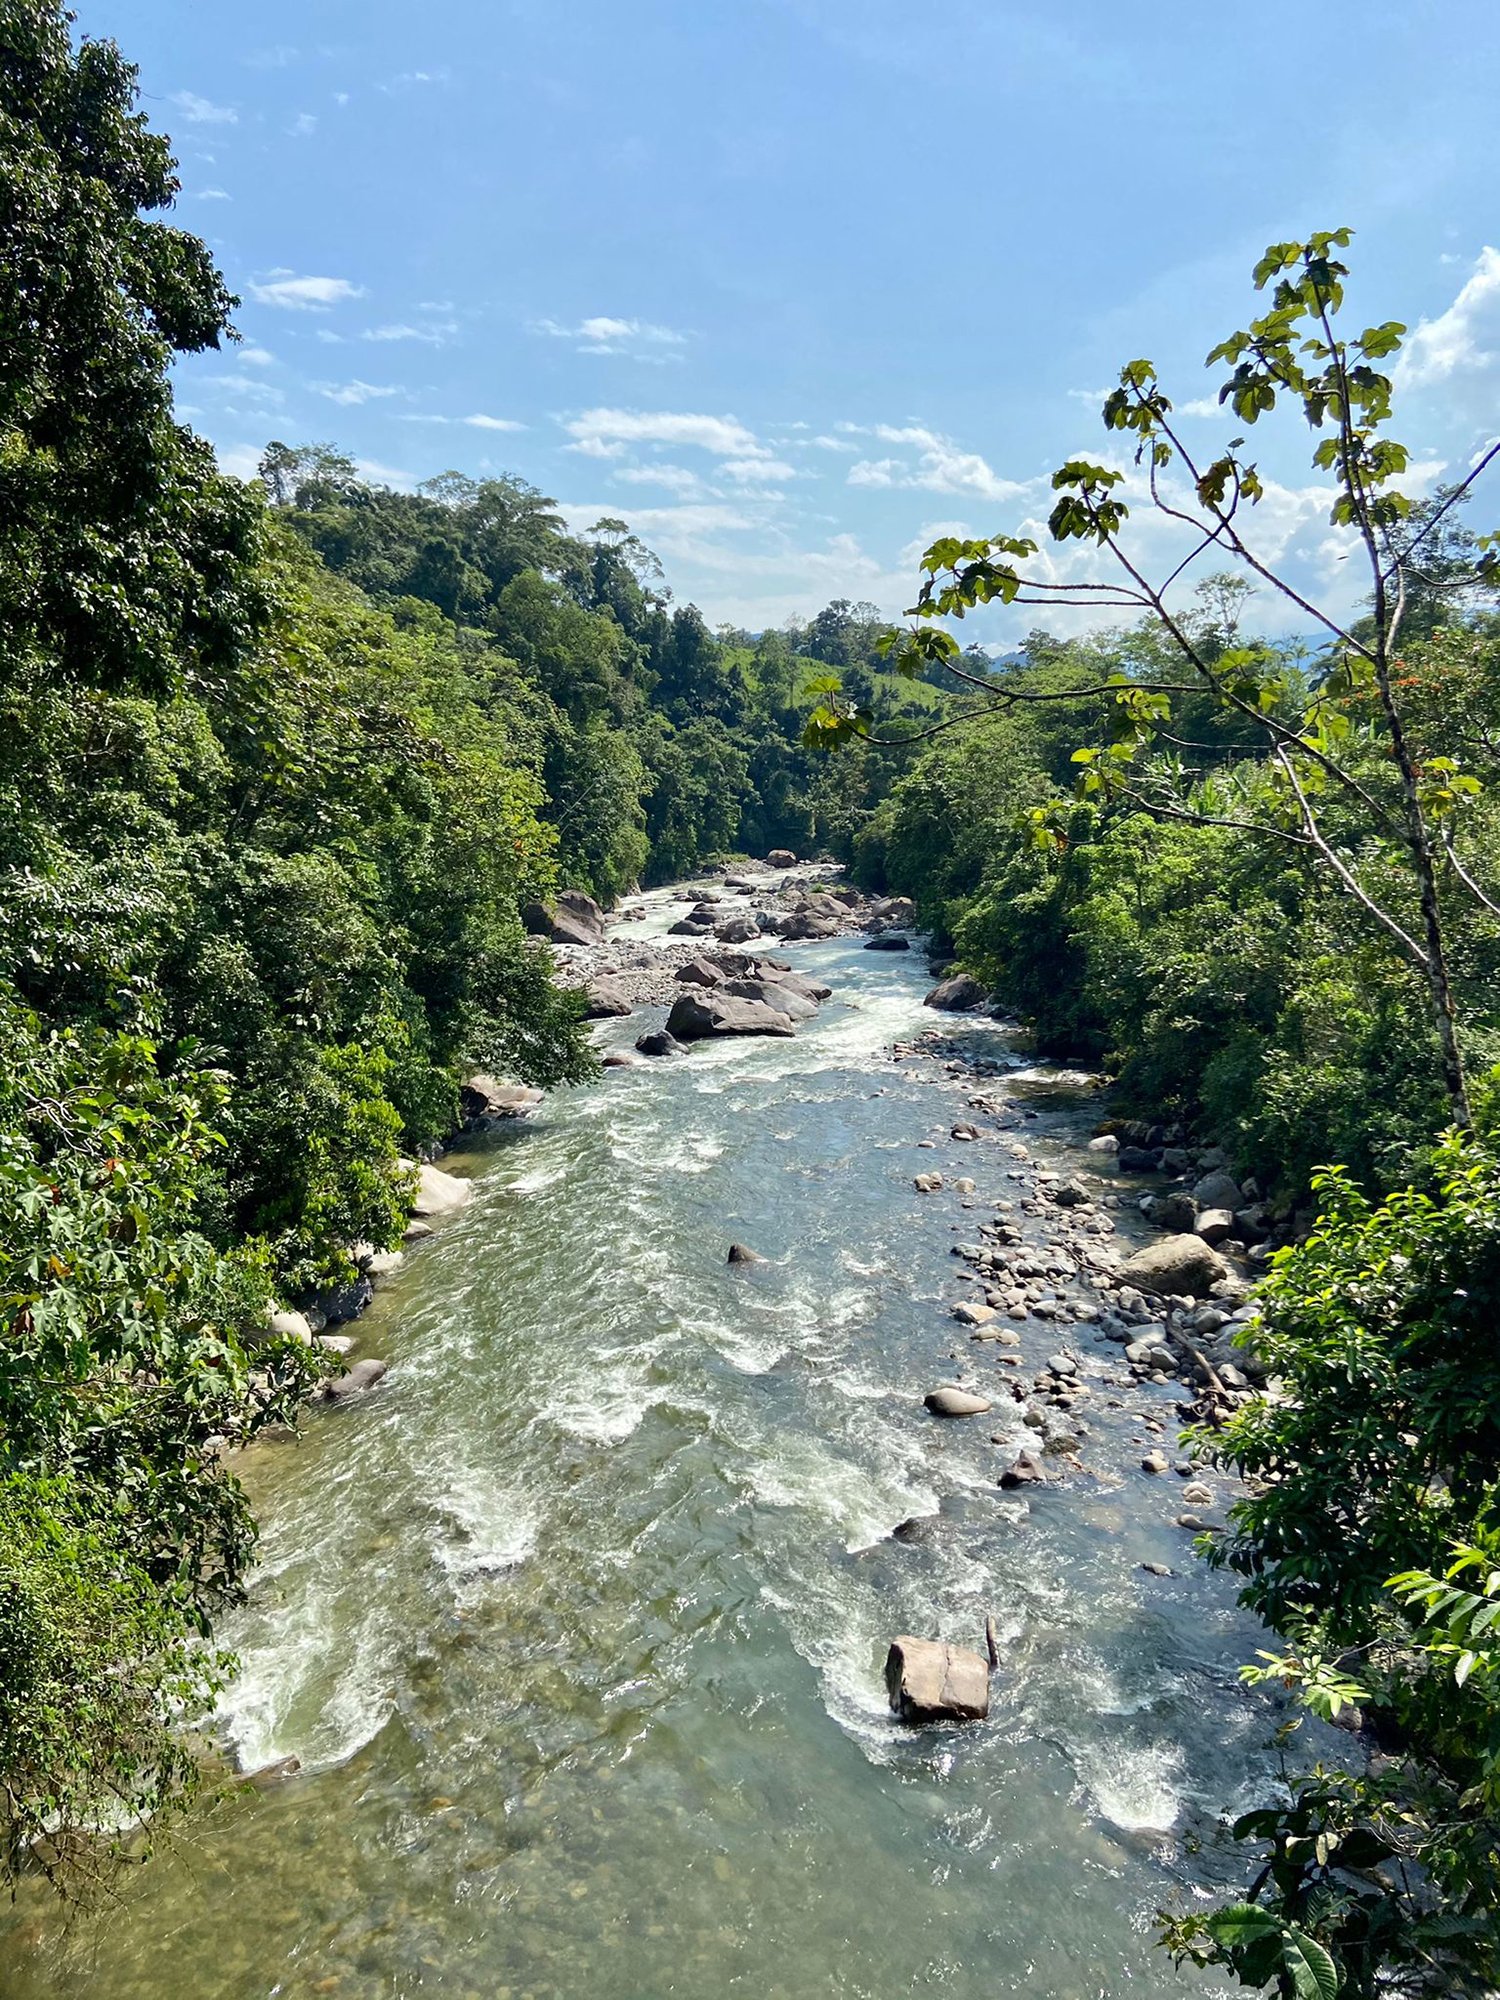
[1273,747,1429,968]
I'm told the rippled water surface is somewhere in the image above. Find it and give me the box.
[5,905,1271,1998]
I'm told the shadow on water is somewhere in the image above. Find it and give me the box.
[4,924,1276,1999]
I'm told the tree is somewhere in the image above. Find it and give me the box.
[1,2,266,700]
[807,231,1500,1122]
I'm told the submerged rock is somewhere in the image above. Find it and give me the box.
[864,932,910,952]
[726,1242,764,1265]
[321,1357,389,1401]
[635,1028,681,1058]
[885,1636,991,1723]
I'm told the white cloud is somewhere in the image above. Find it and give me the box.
[720,456,797,483]
[192,187,232,202]
[380,69,450,91]
[171,90,238,125]
[612,464,704,494]
[315,329,345,345]
[288,112,318,137]
[248,271,364,311]
[215,443,266,481]
[810,434,856,452]
[238,345,276,367]
[1397,246,1500,389]
[315,379,402,406]
[398,412,525,431]
[355,457,417,490]
[535,315,688,358]
[361,321,457,345]
[203,372,282,398]
[562,408,767,460]
[845,423,1031,502]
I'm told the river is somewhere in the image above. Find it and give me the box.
[4,893,1275,1998]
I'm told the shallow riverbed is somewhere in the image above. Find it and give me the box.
[5,911,1270,1999]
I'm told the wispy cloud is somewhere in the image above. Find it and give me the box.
[398,412,525,432]
[379,68,450,92]
[249,271,364,311]
[612,464,704,494]
[843,422,1030,502]
[171,90,238,125]
[810,433,856,452]
[361,321,458,346]
[1397,246,1500,389]
[288,112,318,137]
[562,408,767,460]
[238,345,276,367]
[355,457,417,490]
[315,379,403,407]
[535,315,688,359]
[191,187,232,202]
[720,456,797,483]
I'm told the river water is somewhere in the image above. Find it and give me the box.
[5,899,1276,1999]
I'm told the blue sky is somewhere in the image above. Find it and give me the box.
[90,0,1500,636]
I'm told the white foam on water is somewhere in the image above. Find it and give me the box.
[218,1576,399,1776]
[701,1315,789,1374]
[505,1164,567,1195]
[431,1466,540,1600]
[1076,1737,1187,1834]
[745,1428,938,1554]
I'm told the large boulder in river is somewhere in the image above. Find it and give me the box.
[713,913,761,945]
[724,977,818,1022]
[555,888,606,939]
[885,1637,990,1724]
[925,972,987,1012]
[461,1076,544,1123]
[864,933,910,952]
[780,912,839,941]
[924,1385,992,1417]
[668,917,714,936]
[1117,1233,1228,1298]
[635,1028,681,1057]
[756,962,830,1002]
[869,895,917,927]
[583,977,632,1018]
[665,991,795,1041]
[524,889,605,947]
[766,848,797,867]
[406,1160,474,1218]
[1192,1169,1245,1211]
[674,957,726,988]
